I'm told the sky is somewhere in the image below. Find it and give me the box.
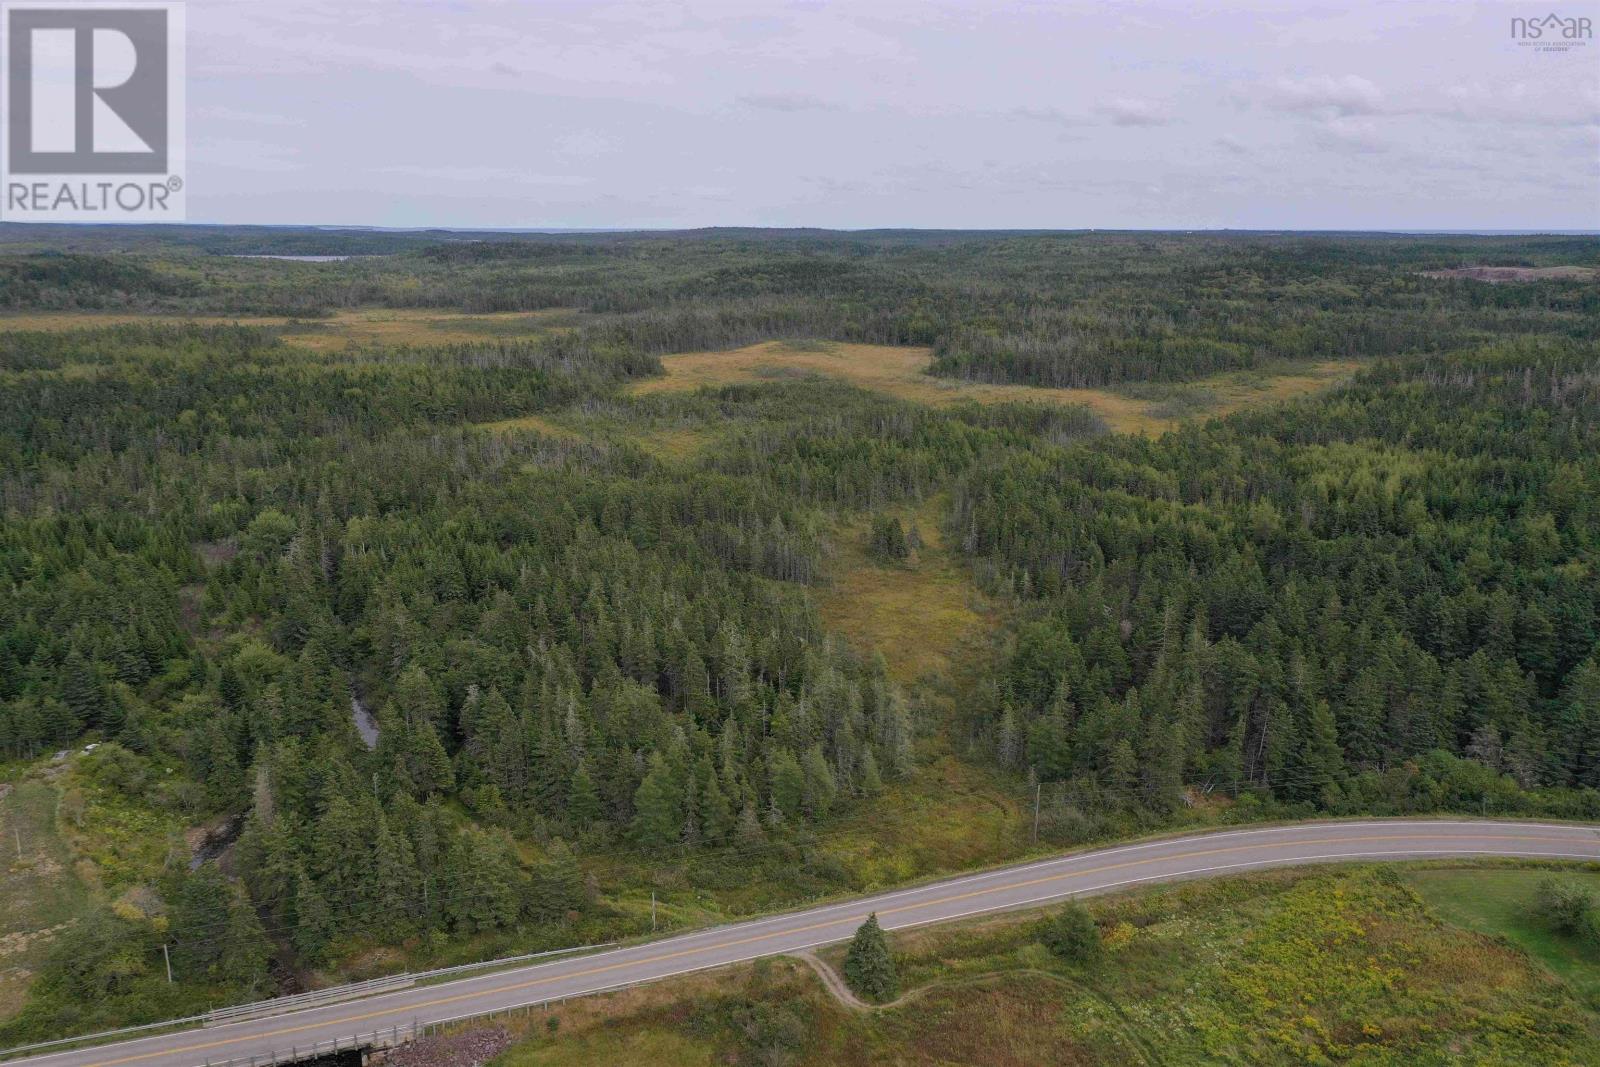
[183,0,1599,229]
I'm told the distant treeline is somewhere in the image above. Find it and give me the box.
[2,232,1596,385]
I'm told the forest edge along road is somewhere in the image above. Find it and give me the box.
[5,819,1597,1067]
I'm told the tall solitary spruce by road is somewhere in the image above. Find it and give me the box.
[842,913,899,1003]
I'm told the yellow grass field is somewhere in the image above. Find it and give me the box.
[629,340,1356,435]
[816,496,991,686]
[476,412,713,463]
[474,413,584,439]
[0,308,563,351]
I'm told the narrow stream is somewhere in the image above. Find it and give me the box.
[189,813,244,870]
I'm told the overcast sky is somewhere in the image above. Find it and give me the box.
[186,0,1599,229]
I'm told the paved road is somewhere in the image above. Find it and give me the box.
[9,819,1598,1067]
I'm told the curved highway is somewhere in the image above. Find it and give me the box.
[9,819,1598,1067]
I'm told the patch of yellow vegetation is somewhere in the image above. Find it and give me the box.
[0,308,565,351]
[823,755,1026,890]
[816,496,991,686]
[630,340,1357,435]
[476,413,711,463]
[0,311,289,332]
[630,426,712,461]
[475,413,583,440]
[279,308,564,351]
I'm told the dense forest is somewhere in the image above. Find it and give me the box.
[961,342,1600,829]
[0,229,1597,1040]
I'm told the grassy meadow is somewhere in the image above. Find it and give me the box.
[629,339,1356,436]
[491,863,1600,1067]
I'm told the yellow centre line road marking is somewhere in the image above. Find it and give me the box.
[78,831,1596,1067]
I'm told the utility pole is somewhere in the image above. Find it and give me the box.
[13,826,20,861]
[1032,782,1042,844]
[162,943,173,984]
[651,891,657,932]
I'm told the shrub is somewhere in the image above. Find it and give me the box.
[1534,877,1596,937]
[868,515,909,563]
[735,1003,808,1067]
[1041,900,1102,964]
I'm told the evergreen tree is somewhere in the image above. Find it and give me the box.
[292,867,335,964]
[800,743,837,818]
[530,840,587,922]
[568,761,603,828]
[1041,900,1101,964]
[841,913,899,1002]
[768,748,805,822]
[631,754,681,847]
[1293,700,1346,807]
[698,757,734,843]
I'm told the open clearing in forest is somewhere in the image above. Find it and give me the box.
[629,340,1357,435]
[816,495,991,687]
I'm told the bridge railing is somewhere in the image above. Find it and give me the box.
[190,957,743,1067]
[0,942,613,1063]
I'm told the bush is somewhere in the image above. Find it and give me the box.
[1582,908,1600,949]
[735,1003,807,1067]
[841,913,899,1002]
[1534,877,1596,937]
[1041,900,1102,963]
[867,515,909,563]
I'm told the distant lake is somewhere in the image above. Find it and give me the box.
[225,254,369,262]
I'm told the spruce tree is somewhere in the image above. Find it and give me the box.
[698,758,734,843]
[842,913,899,1002]
[631,754,681,846]
[568,761,602,828]
[1296,700,1346,807]
[292,867,334,964]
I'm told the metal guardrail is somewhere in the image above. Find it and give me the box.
[0,1017,211,1065]
[0,942,615,1063]
[195,998,578,1067]
[193,955,739,1067]
[203,976,415,1028]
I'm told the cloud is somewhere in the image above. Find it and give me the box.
[191,138,305,173]
[1215,134,1250,155]
[1259,75,1384,118]
[1309,118,1389,154]
[1011,106,1092,127]
[376,165,591,186]
[737,93,839,113]
[1014,101,1170,128]
[1097,98,1172,127]
[1426,82,1600,129]
[196,105,302,128]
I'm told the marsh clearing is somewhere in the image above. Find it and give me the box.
[629,340,1356,435]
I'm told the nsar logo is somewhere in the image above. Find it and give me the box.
[1510,11,1592,51]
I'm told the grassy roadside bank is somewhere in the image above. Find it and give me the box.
[488,861,1600,1066]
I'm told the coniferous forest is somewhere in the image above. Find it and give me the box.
[0,228,1597,1039]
